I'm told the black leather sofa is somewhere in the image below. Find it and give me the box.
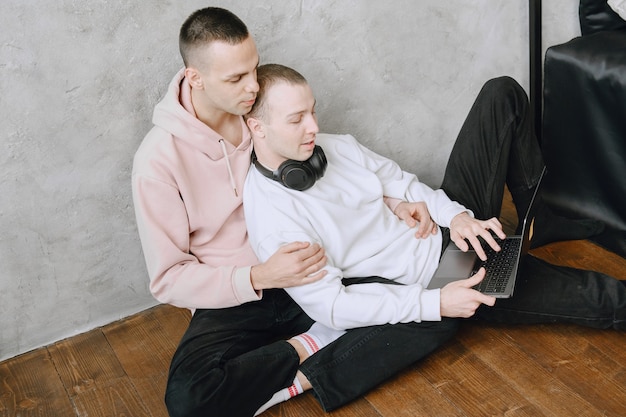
[541,0,626,257]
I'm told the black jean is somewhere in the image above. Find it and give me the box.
[300,277,458,409]
[166,289,311,417]
[165,288,457,417]
[441,76,626,330]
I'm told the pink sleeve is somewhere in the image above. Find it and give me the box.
[132,175,261,310]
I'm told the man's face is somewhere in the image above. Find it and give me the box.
[259,82,319,168]
[193,36,259,116]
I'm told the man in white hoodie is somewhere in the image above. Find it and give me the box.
[243,63,626,408]
[132,7,455,417]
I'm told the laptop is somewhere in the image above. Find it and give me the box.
[427,167,546,298]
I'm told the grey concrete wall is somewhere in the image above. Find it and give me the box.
[0,0,579,361]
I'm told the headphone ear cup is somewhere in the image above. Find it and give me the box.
[277,161,317,191]
[278,146,327,190]
[308,146,328,180]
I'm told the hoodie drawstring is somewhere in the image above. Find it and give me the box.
[219,139,238,197]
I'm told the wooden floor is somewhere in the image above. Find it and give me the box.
[2,191,626,417]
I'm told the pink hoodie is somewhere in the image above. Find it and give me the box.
[132,69,261,310]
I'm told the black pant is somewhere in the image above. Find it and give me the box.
[166,289,311,417]
[165,289,457,417]
[441,77,626,330]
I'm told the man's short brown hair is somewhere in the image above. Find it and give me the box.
[179,7,249,68]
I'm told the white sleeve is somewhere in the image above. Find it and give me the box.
[351,137,470,226]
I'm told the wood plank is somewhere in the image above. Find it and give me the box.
[365,365,464,417]
[568,326,626,384]
[418,336,545,417]
[103,304,188,376]
[531,240,626,280]
[460,323,604,416]
[48,328,152,417]
[101,305,190,417]
[0,348,76,417]
[69,377,153,417]
[500,324,626,416]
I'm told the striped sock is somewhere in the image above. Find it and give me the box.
[292,322,346,356]
[254,377,303,416]
[255,324,345,415]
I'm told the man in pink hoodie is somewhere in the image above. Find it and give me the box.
[132,7,451,417]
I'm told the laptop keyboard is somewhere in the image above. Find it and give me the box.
[472,237,521,294]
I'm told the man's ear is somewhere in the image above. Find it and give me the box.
[184,67,204,89]
[246,117,265,138]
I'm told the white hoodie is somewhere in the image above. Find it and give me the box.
[244,134,469,329]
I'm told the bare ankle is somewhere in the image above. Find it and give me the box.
[295,370,312,391]
[287,338,310,364]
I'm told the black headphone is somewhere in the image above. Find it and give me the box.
[252,146,327,191]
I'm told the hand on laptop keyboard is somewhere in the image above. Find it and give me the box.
[449,213,506,261]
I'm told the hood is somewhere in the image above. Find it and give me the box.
[151,68,251,161]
